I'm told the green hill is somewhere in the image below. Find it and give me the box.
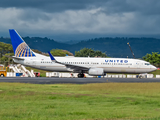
[0,37,160,58]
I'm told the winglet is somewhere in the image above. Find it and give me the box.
[48,51,55,61]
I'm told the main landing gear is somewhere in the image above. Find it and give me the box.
[78,73,84,78]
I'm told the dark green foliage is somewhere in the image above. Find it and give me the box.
[75,48,107,57]
[50,49,73,56]
[32,49,48,56]
[143,52,160,67]
[0,53,14,66]
[0,42,14,65]
[0,42,13,55]
[32,49,43,54]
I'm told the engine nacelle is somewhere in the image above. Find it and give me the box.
[88,68,104,76]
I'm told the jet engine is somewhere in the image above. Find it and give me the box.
[88,68,104,76]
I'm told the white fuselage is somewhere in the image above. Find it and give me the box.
[13,53,157,74]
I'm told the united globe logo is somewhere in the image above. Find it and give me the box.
[15,42,36,57]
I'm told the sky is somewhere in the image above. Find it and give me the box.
[0,0,160,41]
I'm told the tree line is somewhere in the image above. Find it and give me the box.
[1,36,160,58]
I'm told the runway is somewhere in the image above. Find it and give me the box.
[0,77,160,84]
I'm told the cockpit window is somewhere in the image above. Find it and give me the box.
[145,63,150,65]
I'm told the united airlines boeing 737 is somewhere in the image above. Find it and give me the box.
[8,29,157,78]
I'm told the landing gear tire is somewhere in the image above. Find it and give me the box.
[78,73,84,78]
[0,74,4,77]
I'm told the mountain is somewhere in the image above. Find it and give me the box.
[0,37,160,58]
[66,37,160,58]
[0,37,70,53]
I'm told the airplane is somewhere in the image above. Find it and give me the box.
[8,29,157,78]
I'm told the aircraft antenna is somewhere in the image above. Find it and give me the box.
[127,42,135,59]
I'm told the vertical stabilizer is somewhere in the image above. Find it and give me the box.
[9,29,36,57]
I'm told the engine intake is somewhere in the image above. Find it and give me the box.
[88,68,104,76]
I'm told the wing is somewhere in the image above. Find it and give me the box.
[48,52,89,71]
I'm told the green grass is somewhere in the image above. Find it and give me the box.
[0,83,160,120]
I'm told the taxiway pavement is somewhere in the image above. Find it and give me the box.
[0,77,160,84]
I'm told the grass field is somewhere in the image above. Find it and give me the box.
[0,83,160,120]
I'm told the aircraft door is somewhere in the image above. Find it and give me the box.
[88,61,93,68]
[25,60,31,65]
[32,61,36,66]
[137,62,140,68]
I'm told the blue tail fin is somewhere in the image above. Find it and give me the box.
[9,29,36,57]
[48,51,55,61]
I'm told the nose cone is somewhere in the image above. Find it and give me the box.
[151,65,157,72]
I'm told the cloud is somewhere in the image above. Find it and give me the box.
[1,0,160,15]
[0,7,135,34]
[0,0,108,12]
[0,0,160,39]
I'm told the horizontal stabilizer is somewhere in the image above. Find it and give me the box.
[4,55,24,60]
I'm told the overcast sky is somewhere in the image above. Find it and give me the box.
[0,0,160,41]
